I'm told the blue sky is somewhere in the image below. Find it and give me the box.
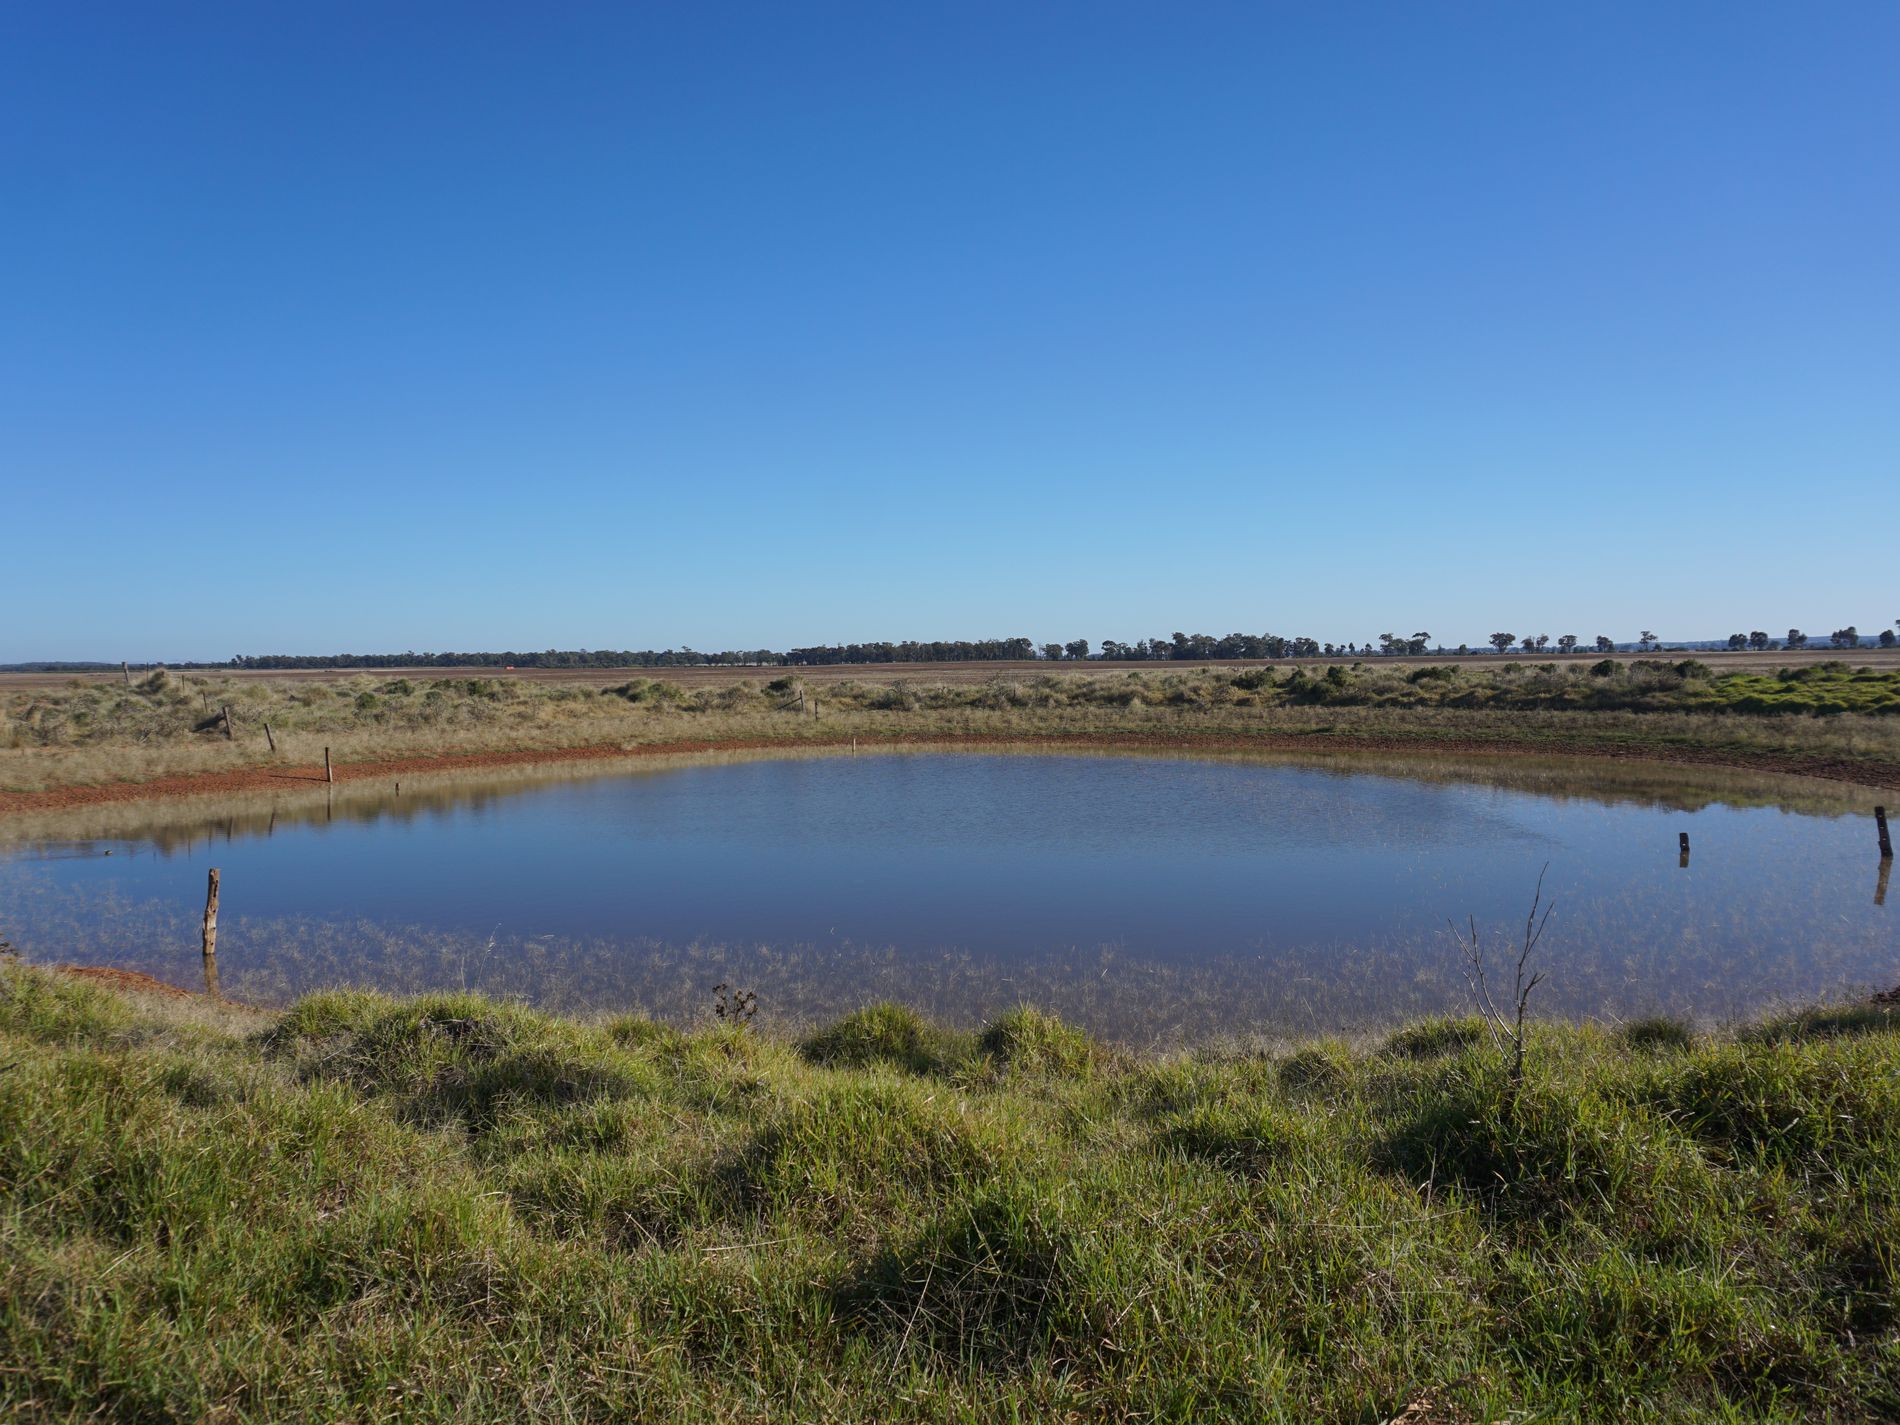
[3,3,1894,661]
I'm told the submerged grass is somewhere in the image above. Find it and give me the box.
[5,660,1900,794]
[3,964,1898,1420]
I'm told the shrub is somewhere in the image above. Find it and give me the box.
[1589,659,1620,677]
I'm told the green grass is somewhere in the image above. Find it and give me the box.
[4,968,1898,1420]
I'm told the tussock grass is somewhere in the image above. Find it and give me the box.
[6,662,1900,793]
[4,964,1898,1419]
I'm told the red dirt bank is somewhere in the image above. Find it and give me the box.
[3,731,1896,818]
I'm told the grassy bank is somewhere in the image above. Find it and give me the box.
[2,966,1896,1420]
[6,661,1900,795]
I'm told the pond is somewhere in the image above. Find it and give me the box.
[1,750,1891,1041]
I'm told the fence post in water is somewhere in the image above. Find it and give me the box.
[324,747,334,784]
[1878,806,1893,860]
[201,868,220,957]
[1678,831,1690,868]
[1878,857,1891,908]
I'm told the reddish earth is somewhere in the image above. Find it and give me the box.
[2,729,1895,818]
[56,965,195,998]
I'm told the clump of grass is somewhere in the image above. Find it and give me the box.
[1154,1097,1308,1177]
[798,1002,975,1075]
[1618,1015,1695,1051]
[833,1178,1091,1367]
[1380,1014,1485,1059]
[977,1005,1100,1077]
[1277,1041,1350,1091]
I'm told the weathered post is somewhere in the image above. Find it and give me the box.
[201,867,220,962]
[324,747,334,784]
[1878,806,1893,860]
[1878,856,1891,908]
[221,704,235,740]
[1678,831,1690,868]
[263,721,276,753]
[122,660,130,686]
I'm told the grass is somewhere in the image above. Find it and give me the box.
[5,660,1900,794]
[3,964,1897,1420]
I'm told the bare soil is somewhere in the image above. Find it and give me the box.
[55,965,195,998]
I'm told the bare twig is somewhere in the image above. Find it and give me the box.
[1448,864,1554,1106]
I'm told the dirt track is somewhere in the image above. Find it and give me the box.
[5,648,1896,692]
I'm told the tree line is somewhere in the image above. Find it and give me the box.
[214,619,1899,671]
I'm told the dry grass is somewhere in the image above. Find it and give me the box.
[4,663,1899,795]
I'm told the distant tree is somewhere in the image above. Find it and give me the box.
[1638,630,1657,652]
[1456,643,1470,656]
[1378,633,1399,656]
[1556,634,1578,655]
[1532,634,1549,653]
[1880,629,1897,649]
[1041,643,1063,661]
[1726,633,1747,651]
[1490,632,1516,654]
[1829,626,1860,649]
[1748,631,1770,650]
[1410,631,1431,655]
[1064,638,1090,660]
[1786,628,1808,650]
[1594,636,1614,653]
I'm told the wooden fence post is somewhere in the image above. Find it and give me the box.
[1878,806,1893,860]
[221,705,235,740]
[122,661,130,686]
[324,747,334,784]
[201,868,220,961]
[1678,831,1690,867]
[264,722,276,753]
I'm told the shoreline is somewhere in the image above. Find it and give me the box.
[5,725,1898,817]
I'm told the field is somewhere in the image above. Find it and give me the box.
[5,646,1897,692]
[3,965,1896,1422]
[5,652,1900,805]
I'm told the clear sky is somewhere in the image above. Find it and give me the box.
[4,2,1895,662]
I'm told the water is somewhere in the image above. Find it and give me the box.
[1,751,1891,1040]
